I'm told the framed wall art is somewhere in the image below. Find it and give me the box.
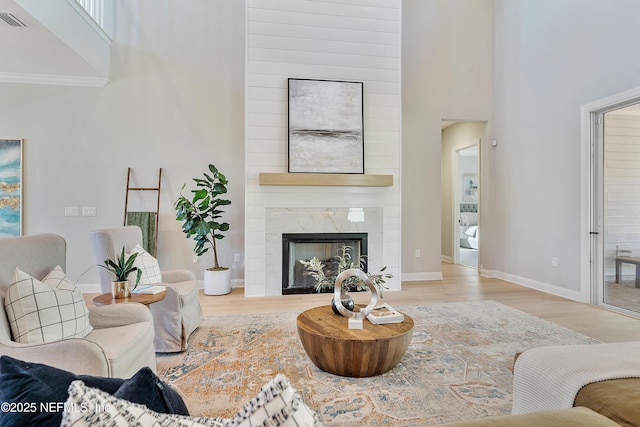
[463,174,478,202]
[288,78,364,174]
[0,139,22,236]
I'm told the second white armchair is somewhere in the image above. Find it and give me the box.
[89,226,202,353]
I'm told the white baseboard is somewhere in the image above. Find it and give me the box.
[402,272,443,282]
[479,268,497,278]
[80,273,580,303]
[77,283,102,293]
[80,279,245,294]
[491,270,585,302]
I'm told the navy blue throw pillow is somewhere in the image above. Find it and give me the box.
[0,355,124,426]
[0,356,188,426]
[113,366,189,415]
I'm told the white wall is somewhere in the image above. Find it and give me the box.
[245,0,402,296]
[402,0,494,281]
[0,1,245,288]
[491,0,640,298]
[403,0,640,301]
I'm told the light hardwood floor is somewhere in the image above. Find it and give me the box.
[88,263,640,343]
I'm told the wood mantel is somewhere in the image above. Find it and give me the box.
[259,173,393,187]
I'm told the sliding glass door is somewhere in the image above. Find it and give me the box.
[599,103,640,315]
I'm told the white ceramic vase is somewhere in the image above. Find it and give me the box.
[204,268,231,295]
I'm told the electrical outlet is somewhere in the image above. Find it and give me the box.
[551,257,558,267]
[234,253,241,262]
[415,249,421,257]
[64,207,79,217]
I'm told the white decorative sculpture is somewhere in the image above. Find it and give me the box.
[333,268,378,327]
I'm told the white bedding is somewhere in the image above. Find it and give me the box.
[460,225,479,249]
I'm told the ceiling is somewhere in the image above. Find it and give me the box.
[0,0,110,86]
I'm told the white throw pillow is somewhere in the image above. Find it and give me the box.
[465,225,478,237]
[62,379,226,427]
[43,265,78,291]
[128,244,162,285]
[5,267,92,343]
[62,374,323,427]
[225,373,323,427]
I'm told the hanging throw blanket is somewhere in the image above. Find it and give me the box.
[512,341,640,414]
[126,211,157,256]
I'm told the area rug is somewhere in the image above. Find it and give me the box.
[156,300,599,426]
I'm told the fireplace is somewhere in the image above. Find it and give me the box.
[282,233,368,294]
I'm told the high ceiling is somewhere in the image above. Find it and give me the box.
[0,0,109,86]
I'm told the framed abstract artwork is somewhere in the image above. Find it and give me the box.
[0,139,22,236]
[463,174,478,202]
[288,78,364,174]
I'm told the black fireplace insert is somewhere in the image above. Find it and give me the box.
[282,232,368,295]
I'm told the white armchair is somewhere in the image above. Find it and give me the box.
[0,233,156,377]
[89,226,202,352]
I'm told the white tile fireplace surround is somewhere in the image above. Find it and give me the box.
[245,0,401,296]
[265,207,383,296]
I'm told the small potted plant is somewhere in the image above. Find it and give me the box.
[174,163,232,295]
[299,245,392,314]
[100,247,142,298]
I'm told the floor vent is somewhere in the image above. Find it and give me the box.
[0,12,27,28]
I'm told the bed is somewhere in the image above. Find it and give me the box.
[459,204,478,250]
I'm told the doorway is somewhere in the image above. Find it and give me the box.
[584,87,640,317]
[456,145,479,268]
[441,121,484,270]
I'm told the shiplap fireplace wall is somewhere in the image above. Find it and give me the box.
[244,0,402,296]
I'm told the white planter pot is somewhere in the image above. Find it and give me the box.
[204,268,231,295]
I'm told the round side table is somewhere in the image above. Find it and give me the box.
[93,290,166,308]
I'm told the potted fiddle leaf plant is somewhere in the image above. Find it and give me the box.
[100,246,142,299]
[174,163,232,295]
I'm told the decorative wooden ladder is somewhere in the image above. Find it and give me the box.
[123,168,162,256]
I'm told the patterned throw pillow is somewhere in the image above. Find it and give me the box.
[225,374,323,427]
[4,267,92,343]
[128,244,162,285]
[42,265,78,291]
[62,374,324,427]
[62,380,225,427]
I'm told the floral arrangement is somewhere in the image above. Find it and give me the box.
[299,245,392,297]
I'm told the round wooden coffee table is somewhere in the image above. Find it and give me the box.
[296,305,414,377]
[93,290,166,308]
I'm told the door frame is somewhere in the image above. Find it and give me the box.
[453,143,480,267]
[581,85,640,307]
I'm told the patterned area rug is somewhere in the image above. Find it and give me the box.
[156,300,598,426]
